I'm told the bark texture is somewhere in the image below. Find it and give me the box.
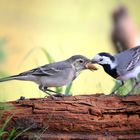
[1,94,140,140]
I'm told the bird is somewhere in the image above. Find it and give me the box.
[0,55,97,98]
[91,45,140,95]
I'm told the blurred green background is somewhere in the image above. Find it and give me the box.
[0,0,140,101]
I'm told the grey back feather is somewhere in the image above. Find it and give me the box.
[115,45,140,75]
[19,61,72,77]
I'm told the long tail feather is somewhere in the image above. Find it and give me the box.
[0,75,19,82]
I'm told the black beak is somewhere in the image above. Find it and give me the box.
[87,59,92,63]
[91,59,98,64]
[84,59,91,65]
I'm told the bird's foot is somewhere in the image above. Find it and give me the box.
[53,93,64,97]
[110,92,115,95]
[49,94,72,100]
[53,93,71,98]
[43,95,58,100]
[16,96,26,103]
[110,91,117,96]
[44,94,70,100]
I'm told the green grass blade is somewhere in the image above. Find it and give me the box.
[0,103,13,110]
[13,126,31,140]
[35,112,53,140]
[111,80,122,92]
[65,83,72,95]
[55,87,63,93]
[6,128,16,140]
[18,47,37,68]
[0,112,4,120]
[0,131,8,137]
[40,48,55,63]
[0,115,13,134]
[111,79,133,96]
[19,47,55,68]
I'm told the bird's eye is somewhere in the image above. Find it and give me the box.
[99,58,103,61]
[79,60,84,63]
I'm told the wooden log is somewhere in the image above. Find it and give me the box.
[1,94,140,139]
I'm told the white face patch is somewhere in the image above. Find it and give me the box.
[71,58,85,72]
[93,54,117,69]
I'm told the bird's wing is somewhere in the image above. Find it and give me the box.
[19,61,72,77]
[126,46,140,71]
[115,46,140,74]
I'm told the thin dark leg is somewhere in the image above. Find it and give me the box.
[45,88,63,95]
[39,85,52,96]
[44,87,64,97]
[39,85,64,99]
[110,81,124,95]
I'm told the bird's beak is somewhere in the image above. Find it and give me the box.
[85,62,98,71]
[91,59,98,64]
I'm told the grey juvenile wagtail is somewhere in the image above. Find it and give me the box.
[0,55,97,97]
[91,45,140,95]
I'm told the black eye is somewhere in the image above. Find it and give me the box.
[79,60,84,63]
[99,58,103,61]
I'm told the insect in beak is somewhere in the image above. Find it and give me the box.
[85,62,98,71]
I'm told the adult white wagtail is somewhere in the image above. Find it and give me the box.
[0,55,97,98]
[91,46,140,95]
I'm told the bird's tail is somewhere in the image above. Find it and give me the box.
[0,75,20,82]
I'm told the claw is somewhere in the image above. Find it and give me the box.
[53,94,64,97]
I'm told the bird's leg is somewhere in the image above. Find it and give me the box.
[45,88,64,97]
[127,78,139,95]
[39,85,52,97]
[39,85,60,100]
[39,85,67,99]
[111,80,124,95]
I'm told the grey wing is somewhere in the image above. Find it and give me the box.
[19,61,72,77]
[115,46,140,74]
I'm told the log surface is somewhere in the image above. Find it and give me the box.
[1,94,140,140]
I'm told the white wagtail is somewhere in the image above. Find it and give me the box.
[0,55,97,98]
[91,46,140,95]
